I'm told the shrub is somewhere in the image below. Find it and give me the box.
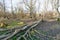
[57,18,60,21]
[0,22,8,28]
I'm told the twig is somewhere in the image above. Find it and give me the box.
[34,29,57,40]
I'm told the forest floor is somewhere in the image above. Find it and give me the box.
[0,18,60,40]
[34,20,60,40]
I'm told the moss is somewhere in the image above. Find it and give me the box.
[0,30,8,35]
[6,21,25,29]
[57,18,60,21]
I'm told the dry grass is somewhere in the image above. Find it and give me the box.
[40,11,59,19]
[0,11,59,24]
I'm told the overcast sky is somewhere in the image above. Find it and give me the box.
[0,0,60,12]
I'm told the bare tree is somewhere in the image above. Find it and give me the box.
[0,2,3,12]
[23,0,36,18]
[51,0,59,13]
[44,0,50,11]
[56,0,59,13]
[11,0,14,15]
[3,0,6,14]
[38,0,40,13]
[2,0,8,18]
[0,2,4,17]
[10,0,17,19]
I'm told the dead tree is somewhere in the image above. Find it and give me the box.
[11,0,15,18]
[0,2,3,13]
[2,0,7,18]
[23,0,36,18]
[51,0,59,13]
[3,0,5,14]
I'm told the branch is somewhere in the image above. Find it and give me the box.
[3,29,21,40]
[17,21,40,40]
[34,29,57,40]
[23,0,30,9]
[32,0,36,6]
[28,31,33,40]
